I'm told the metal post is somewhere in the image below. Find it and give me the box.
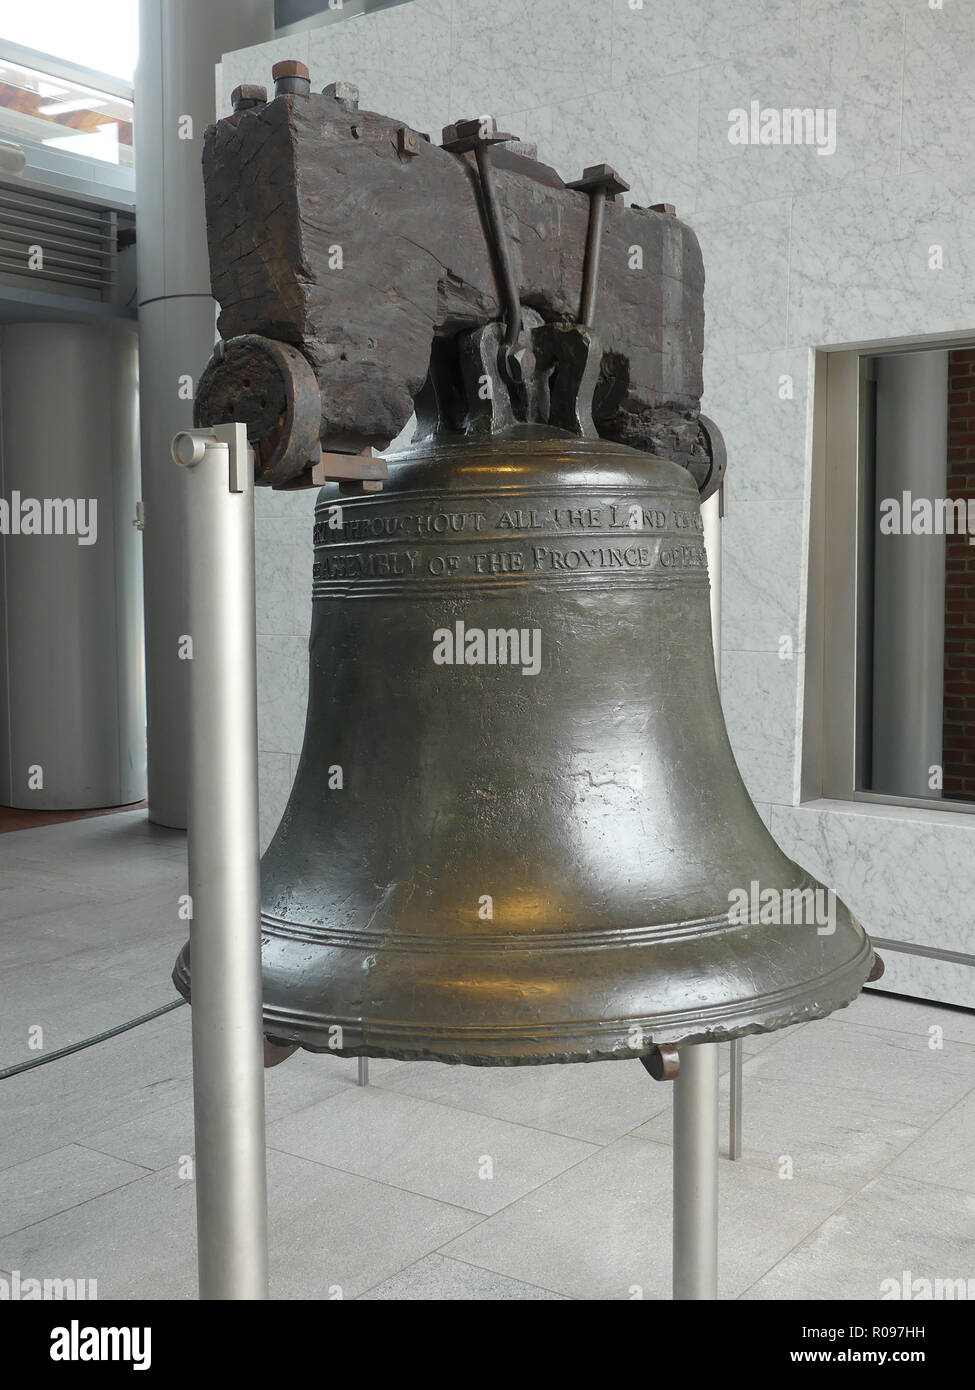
[174,423,268,1300]
[357,1057,370,1087]
[702,484,743,1163]
[728,1039,743,1160]
[672,1042,719,1300]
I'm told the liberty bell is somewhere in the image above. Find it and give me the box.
[174,85,877,1071]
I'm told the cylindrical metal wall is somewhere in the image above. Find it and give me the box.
[0,321,146,810]
[135,0,274,829]
[872,350,948,799]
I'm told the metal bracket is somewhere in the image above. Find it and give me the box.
[310,445,388,492]
[532,323,601,438]
[173,423,253,495]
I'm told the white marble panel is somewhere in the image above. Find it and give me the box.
[902,2,975,175]
[293,513,315,638]
[450,0,613,119]
[873,951,975,1014]
[518,73,700,214]
[721,499,805,651]
[687,197,792,359]
[308,0,452,138]
[770,800,975,1007]
[798,0,910,89]
[257,634,310,756]
[696,34,900,212]
[720,649,801,805]
[703,346,811,503]
[255,518,297,637]
[255,482,316,524]
[788,173,975,348]
[611,0,801,88]
[259,750,294,853]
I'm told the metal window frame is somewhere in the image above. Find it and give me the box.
[0,40,133,102]
[803,335,975,818]
[274,0,415,36]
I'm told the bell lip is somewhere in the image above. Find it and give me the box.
[173,932,877,1066]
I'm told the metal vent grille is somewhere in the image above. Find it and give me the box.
[0,181,117,300]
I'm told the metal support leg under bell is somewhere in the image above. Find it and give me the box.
[174,423,268,1300]
[672,1042,719,1300]
[728,1039,743,1160]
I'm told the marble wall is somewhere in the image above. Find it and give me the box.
[220,0,975,1006]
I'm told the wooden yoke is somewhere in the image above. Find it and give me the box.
[194,66,723,495]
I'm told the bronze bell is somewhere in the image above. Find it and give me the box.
[174,414,874,1065]
[174,97,875,1068]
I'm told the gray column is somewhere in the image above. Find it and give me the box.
[0,322,145,811]
[872,351,948,799]
[135,0,273,827]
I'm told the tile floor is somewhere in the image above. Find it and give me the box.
[1,809,973,1300]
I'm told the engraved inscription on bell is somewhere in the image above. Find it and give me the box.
[312,491,708,590]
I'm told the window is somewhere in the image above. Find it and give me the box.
[0,56,132,166]
[805,342,975,812]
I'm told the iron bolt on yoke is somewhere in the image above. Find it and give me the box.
[272,60,311,98]
[396,125,420,157]
[566,163,630,329]
[442,117,523,352]
[231,84,267,114]
[323,80,359,113]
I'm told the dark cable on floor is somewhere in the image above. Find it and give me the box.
[0,998,187,1081]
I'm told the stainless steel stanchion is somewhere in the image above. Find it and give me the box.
[702,483,744,1168]
[673,1042,719,1300]
[667,485,723,1300]
[357,1057,370,1087]
[173,423,268,1300]
[729,1038,743,1160]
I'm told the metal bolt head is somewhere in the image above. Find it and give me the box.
[455,116,496,140]
[231,83,267,111]
[442,116,514,152]
[272,59,309,81]
[396,125,420,157]
[566,163,631,199]
[323,80,359,111]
